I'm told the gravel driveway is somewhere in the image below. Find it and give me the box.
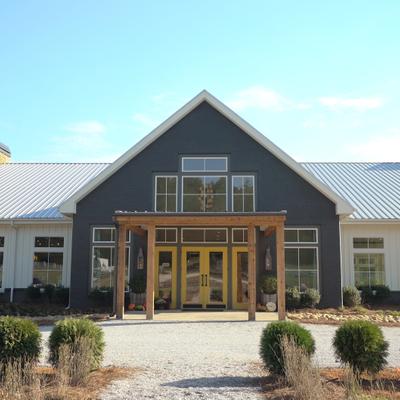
[40,320,400,399]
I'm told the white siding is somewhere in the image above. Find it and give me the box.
[0,223,72,290]
[341,223,400,290]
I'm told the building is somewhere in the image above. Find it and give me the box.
[0,91,399,318]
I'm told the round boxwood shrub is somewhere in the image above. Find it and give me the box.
[49,318,105,370]
[0,316,41,364]
[333,320,388,374]
[260,321,315,375]
[300,288,321,308]
[343,286,361,307]
[285,288,301,309]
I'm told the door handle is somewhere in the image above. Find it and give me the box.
[201,274,204,287]
[204,274,208,287]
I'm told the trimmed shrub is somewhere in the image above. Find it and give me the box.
[285,287,301,309]
[343,286,361,307]
[44,284,56,302]
[358,285,391,304]
[373,285,391,302]
[54,287,70,306]
[300,288,321,308]
[89,288,113,308]
[0,317,41,364]
[26,285,42,301]
[261,275,277,294]
[260,321,315,375]
[49,318,105,370]
[333,320,388,374]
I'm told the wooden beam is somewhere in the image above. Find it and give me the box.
[247,224,256,321]
[116,224,127,319]
[276,222,286,321]
[263,226,276,237]
[128,226,146,236]
[146,224,155,320]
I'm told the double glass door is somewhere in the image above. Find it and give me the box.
[182,247,227,308]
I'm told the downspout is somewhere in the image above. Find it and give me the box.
[10,221,18,303]
[338,216,344,308]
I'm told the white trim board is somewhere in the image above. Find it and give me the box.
[59,90,354,216]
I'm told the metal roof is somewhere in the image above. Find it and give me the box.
[0,143,11,156]
[302,163,400,220]
[0,163,108,220]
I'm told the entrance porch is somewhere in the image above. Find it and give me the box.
[113,212,287,321]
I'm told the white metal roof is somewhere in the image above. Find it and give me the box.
[302,162,400,220]
[0,163,108,220]
[59,90,354,216]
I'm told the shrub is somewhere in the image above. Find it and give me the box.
[26,285,42,301]
[285,287,301,309]
[260,321,315,375]
[54,287,70,306]
[49,318,105,370]
[333,320,388,374]
[44,284,56,302]
[300,288,321,308]
[261,275,277,294]
[373,285,391,302]
[358,285,391,304]
[88,288,113,308]
[343,286,361,307]
[0,317,41,365]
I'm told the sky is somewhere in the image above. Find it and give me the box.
[1,1,400,163]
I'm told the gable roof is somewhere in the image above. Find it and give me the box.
[60,91,353,216]
[303,162,400,220]
[0,163,108,220]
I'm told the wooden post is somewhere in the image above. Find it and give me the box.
[248,224,256,321]
[276,223,286,320]
[116,224,127,319]
[146,224,155,320]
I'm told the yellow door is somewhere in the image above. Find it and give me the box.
[154,247,177,309]
[232,247,249,310]
[181,247,228,308]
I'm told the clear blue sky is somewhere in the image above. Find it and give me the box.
[2,1,400,163]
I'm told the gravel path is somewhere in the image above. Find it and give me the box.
[40,321,400,399]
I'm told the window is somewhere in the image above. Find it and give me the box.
[181,228,227,243]
[353,237,385,287]
[182,157,227,172]
[182,176,227,212]
[284,229,317,243]
[155,176,177,212]
[0,237,4,288]
[33,236,64,286]
[285,228,319,291]
[285,247,319,291]
[156,228,177,243]
[232,228,248,243]
[91,227,130,289]
[232,176,255,212]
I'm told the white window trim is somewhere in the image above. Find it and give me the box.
[92,227,130,243]
[181,227,228,244]
[32,250,65,286]
[353,253,386,287]
[91,245,115,289]
[284,228,319,244]
[154,175,178,212]
[231,175,255,212]
[181,175,228,212]
[155,228,178,244]
[285,246,320,291]
[232,228,248,244]
[33,236,65,248]
[181,156,228,172]
[352,236,384,251]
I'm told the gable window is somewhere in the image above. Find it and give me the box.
[182,176,227,212]
[353,237,385,287]
[91,227,130,289]
[33,236,64,286]
[155,176,177,212]
[232,176,255,212]
[0,237,4,288]
[285,228,319,291]
[182,157,227,172]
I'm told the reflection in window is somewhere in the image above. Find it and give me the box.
[209,252,223,302]
[33,252,63,286]
[158,251,172,302]
[236,252,248,304]
[232,176,255,212]
[354,253,385,287]
[182,157,227,172]
[285,247,318,291]
[155,176,177,212]
[284,229,317,243]
[353,237,384,249]
[182,228,227,243]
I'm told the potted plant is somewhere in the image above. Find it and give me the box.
[260,275,277,306]
[129,270,146,305]
[155,298,168,310]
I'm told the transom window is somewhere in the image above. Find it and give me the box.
[93,227,130,243]
[156,228,177,243]
[182,157,227,172]
[33,236,64,286]
[232,228,248,243]
[285,229,317,244]
[232,176,255,212]
[353,237,384,249]
[155,176,177,212]
[181,228,227,243]
[182,176,227,212]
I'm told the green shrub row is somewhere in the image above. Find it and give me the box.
[285,287,320,309]
[0,316,105,374]
[26,285,69,305]
[343,285,391,307]
[260,320,389,376]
